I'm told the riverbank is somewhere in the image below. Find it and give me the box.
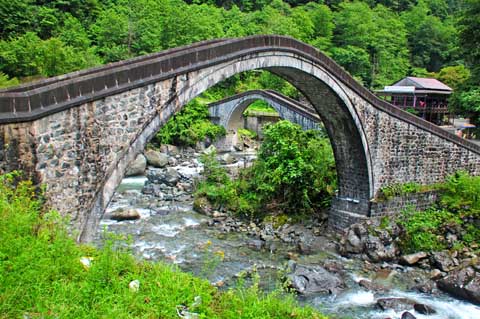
[0,172,327,319]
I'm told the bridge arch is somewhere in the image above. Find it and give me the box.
[107,51,375,229]
[207,89,321,132]
[2,36,479,241]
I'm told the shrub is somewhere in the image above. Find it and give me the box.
[398,207,460,253]
[251,121,337,215]
[440,170,480,218]
[194,120,337,220]
[154,99,226,147]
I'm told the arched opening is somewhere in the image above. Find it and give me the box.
[84,50,374,240]
[226,98,280,133]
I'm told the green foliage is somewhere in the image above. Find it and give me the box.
[244,100,278,116]
[377,182,435,201]
[252,121,336,214]
[195,121,337,220]
[0,172,326,318]
[0,0,466,91]
[458,0,480,83]
[398,207,458,253]
[436,65,470,90]
[154,99,226,147]
[238,128,258,140]
[449,87,480,121]
[0,72,19,88]
[396,172,480,253]
[440,171,480,218]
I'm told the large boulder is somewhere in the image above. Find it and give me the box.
[400,252,428,266]
[110,208,141,221]
[159,144,179,155]
[401,312,417,319]
[287,263,345,295]
[437,266,480,305]
[376,297,416,312]
[340,223,367,254]
[365,235,399,262]
[144,149,168,168]
[125,154,147,176]
[164,167,179,186]
[430,251,458,272]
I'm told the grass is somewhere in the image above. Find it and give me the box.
[0,172,328,319]
[243,100,278,116]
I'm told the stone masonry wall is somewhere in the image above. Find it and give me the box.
[370,191,440,217]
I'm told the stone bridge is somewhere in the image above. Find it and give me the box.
[208,89,320,131]
[1,35,480,241]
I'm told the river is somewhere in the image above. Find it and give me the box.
[93,151,480,319]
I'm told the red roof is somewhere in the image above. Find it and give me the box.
[393,77,452,92]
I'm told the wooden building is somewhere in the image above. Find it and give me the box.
[377,77,453,125]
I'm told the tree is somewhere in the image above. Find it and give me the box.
[458,0,480,83]
[436,65,470,90]
[401,0,458,72]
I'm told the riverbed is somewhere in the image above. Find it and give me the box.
[94,151,480,319]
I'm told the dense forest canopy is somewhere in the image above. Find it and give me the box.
[0,0,478,117]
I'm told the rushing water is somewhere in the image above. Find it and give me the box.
[95,153,480,319]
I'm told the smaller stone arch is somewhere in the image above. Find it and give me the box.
[208,89,321,133]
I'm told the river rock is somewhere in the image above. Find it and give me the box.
[430,268,445,280]
[340,224,367,254]
[125,154,147,176]
[400,252,428,266]
[193,196,214,216]
[247,239,265,251]
[163,167,180,186]
[414,303,436,315]
[358,279,389,292]
[110,208,141,221]
[437,266,480,305]
[365,235,398,262]
[159,144,179,155]
[220,153,236,164]
[401,312,417,319]
[430,251,457,272]
[144,149,168,168]
[287,264,345,295]
[203,145,216,155]
[376,297,416,312]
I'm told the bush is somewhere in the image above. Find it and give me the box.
[440,170,480,218]
[251,121,336,215]
[396,171,480,253]
[195,121,337,220]
[398,207,460,253]
[154,99,226,147]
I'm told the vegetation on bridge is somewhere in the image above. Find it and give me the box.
[195,120,337,220]
[0,171,327,319]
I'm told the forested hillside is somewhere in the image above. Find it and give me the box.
[0,0,478,117]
